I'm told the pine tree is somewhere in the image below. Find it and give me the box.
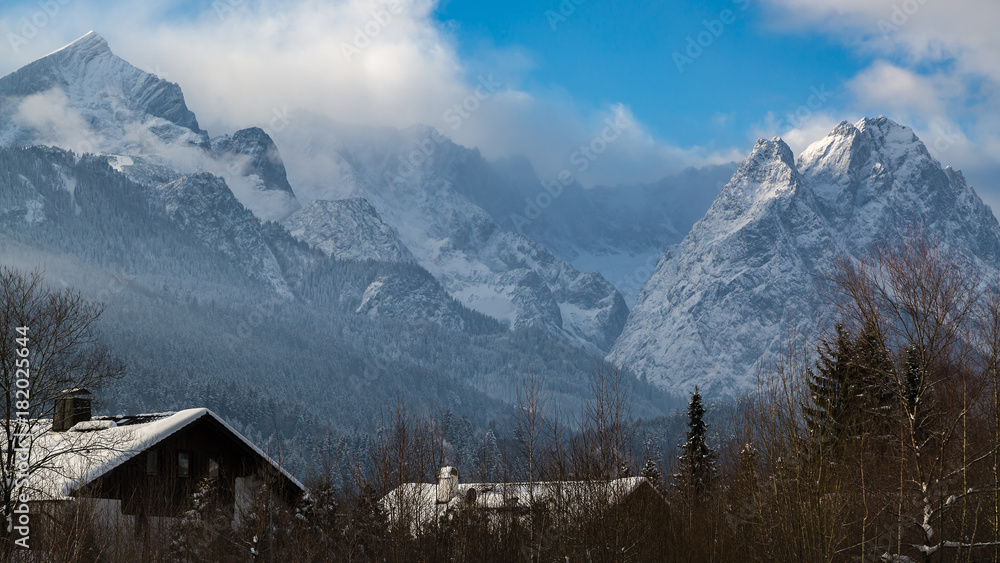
[803,323,856,447]
[851,322,896,435]
[640,458,665,494]
[675,387,716,497]
[804,322,894,452]
[171,477,234,560]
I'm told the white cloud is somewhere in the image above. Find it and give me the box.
[752,111,844,157]
[13,89,94,151]
[846,61,949,118]
[0,0,740,187]
[759,0,1000,198]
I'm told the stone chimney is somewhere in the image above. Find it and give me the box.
[52,388,92,432]
[436,466,459,504]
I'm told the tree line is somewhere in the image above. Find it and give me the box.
[10,230,1000,561]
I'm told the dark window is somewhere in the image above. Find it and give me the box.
[146,451,159,475]
[209,458,219,479]
[178,452,191,477]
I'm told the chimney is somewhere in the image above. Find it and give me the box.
[53,388,92,432]
[436,466,459,504]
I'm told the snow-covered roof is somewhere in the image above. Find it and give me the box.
[21,408,303,501]
[381,476,657,532]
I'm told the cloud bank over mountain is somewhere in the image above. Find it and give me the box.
[0,0,739,188]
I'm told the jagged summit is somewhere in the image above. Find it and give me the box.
[45,31,110,57]
[612,117,1000,398]
[210,127,301,221]
[799,116,928,185]
[0,30,206,149]
[717,137,801,220]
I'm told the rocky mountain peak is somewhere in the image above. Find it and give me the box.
[0,30,206,149]
[51,31,111,59]
[212,127,297,198]
[734,137,798,188]
[797,120,870,183]
[712,137,801,223]
[283,198,415,263]
[612,118,1000,398]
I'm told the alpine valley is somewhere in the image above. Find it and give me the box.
[2,32,996,466]
[0,32,710,461]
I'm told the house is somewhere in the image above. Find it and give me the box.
[25,390,304,529]
[380,466,667,534]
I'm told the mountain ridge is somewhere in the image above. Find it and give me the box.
[612,116,1000,397]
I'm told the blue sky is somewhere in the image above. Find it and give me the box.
[0,0,997,199]
[433,0,862,148]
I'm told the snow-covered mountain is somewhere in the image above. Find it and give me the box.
[274,117,629,353]
[0,31,302,222]
[612,117,1000,398]
[155,172,294,297]
[355,269,472,330]
[479,159,736,305]
[0,32,631,353]
[284,198,414,263]
[0,31,206,151]
[211,127,301,222]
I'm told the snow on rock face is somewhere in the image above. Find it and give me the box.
[612,116,1000,398]
[355,273,467,331]
[283,198,414,263]
[0,32,207,151]
[210,127,301,222]
[155,172,292,297]
[0,33,303,225]
[480,158,735,306]
[275,117,629,353]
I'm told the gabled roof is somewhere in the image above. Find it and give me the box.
[381,476,659,531]
[24,408,303,500]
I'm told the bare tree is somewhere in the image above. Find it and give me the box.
[514,370,545,486]
[580,363,634,480]
[824,232,1000,559]
[0,267,124,553]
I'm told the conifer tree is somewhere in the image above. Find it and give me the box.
[675,387,716,497]
[803,323,856,447]
[640,458,664,494]
[850,321,896,435]
[172,477,234,559]
[804,322,894,452]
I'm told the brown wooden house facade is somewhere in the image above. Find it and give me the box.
[31,400,304,525]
